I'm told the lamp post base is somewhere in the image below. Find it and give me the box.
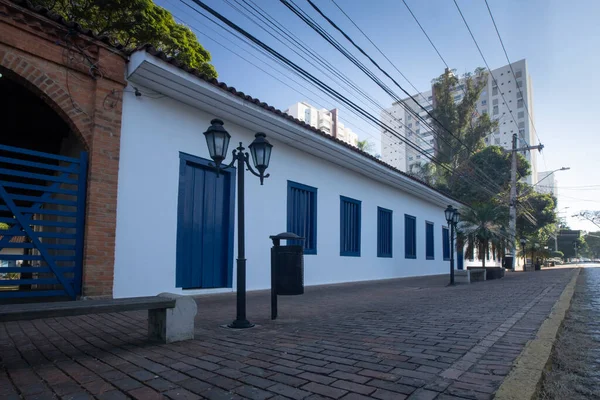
[227,319,255,329]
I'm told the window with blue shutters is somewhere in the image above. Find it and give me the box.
[377,207,393,258]
[340,196,361,256]
[287,181,317,254]
[426,221,434,260]
[442,227,450,261]
[405,214,416,259]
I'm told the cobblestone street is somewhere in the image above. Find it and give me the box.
[538,266,600,399]
[1,268,576,400]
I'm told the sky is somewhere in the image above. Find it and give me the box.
[156,0,600,232]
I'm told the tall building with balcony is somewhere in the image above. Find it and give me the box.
[381,60,538,183]
[536,171,558,197]
[285,102,359,147]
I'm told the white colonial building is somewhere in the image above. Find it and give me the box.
[112,48,464,298]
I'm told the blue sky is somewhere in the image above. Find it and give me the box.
[157,0,600,232]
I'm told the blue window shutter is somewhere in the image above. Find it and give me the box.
[426,222,434,260]
[287,181,318,254]
[405,215,416,259]
[340,196,361,256]
[377,207,393,258]
[443,227,450,260]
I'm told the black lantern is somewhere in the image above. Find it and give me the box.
[452,211,460,225]
[445,205,455,224]
[203,119,231,169]
[248,132,272,184]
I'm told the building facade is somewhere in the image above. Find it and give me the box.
[381,60,538,184]
[285,102,359,147]
[111,49,461,298]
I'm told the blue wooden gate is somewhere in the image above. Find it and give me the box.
[0,144,87,300]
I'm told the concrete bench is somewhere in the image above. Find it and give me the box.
[469,268,486,282]
[455,270,471,284]
[0,293,197,343]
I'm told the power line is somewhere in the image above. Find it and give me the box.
[222,0,493,185]
[290,0,509,196]
[179,0,510,203]
[483,0,548,173]
[330,0,431,106]
[452,0,527,148]
[400,0,448,69]
[484,0,542,147]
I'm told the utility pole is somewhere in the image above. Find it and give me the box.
[508,133,544,271]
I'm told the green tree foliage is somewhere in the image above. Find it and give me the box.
[0,222,9,230]
[430,68,498,170]
[458,203,509,268]
[31,0,217,78]
[582,232,600,258]
[356,139,374,153]
[448,146,530,204]
[517,190,557,238]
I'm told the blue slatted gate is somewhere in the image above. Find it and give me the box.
[0,144,87,300]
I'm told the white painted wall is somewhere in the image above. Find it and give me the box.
[113,87,457,298]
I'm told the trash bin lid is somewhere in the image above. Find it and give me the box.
[269,232,304,241]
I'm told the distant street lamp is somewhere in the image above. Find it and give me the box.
[203,119,273,329]
[445,205,460,285]
[520,238,527,270]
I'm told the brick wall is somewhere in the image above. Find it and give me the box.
[0,0,127,297]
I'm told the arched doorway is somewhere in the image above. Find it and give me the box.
[0,67,88,301]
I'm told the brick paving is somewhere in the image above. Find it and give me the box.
[0,268,576,400]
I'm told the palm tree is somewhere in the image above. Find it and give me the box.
[356,139,373,153]
[458,203,509,268]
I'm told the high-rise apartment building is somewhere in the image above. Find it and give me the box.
[536,171,558,197]
[381,60,538,184]
[286,102,359,147]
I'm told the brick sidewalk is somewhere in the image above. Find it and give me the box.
[0,268,576,400]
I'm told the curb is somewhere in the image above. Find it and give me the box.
[494,267,580,400]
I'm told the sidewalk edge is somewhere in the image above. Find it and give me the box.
[494,268,580,400]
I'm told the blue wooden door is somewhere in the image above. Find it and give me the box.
[176,154,234,289]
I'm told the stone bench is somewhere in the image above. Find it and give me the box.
[0,293,197,343]
[455,270,471,284]
[468,268,486,282]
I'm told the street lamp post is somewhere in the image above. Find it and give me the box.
[203,119,273,329]
[520,238,527,271]
[445,205,460,285]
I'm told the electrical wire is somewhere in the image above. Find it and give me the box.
[452,0,526,147]
[173,0,407,151]
[175,0,532,231]
[179,0,508,203]
[285,0,510,198]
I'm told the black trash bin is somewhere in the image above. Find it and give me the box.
[535,257,541,271]
[270,233,305,319]
[502,255,514,270]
